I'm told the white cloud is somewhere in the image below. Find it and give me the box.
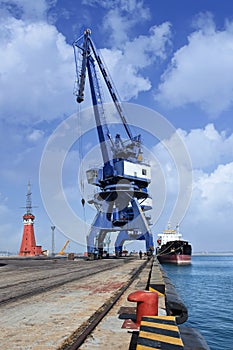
[102,0,150,48]
[100,22,172,100]
[0,15,75,124]
[0,0,171,125]
[0,0,53,21]
[194,163,233,207]
[82,0,151,48]
[81,0,164,101]
[27,129,44,141]
[184,162,233,251]
[182,127,233,251]
[149,123,233,251]
[178,124,233,170]
[155,12,233,116]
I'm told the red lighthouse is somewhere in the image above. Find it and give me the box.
[19,181,42,256]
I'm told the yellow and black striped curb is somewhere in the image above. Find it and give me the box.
[136,315,184,350]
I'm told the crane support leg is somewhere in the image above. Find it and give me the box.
[86,197,154,259]
[113,198,154,255]
[130,198,154,256]
[115,230,129,257]
[97,230,108,258]
[86,211,113,259]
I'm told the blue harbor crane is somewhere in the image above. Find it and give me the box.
[73,29,154,259]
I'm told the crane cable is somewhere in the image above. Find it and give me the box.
[77,103,87,229]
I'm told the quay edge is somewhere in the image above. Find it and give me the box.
[143,257,210,350]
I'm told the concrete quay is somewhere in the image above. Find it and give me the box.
[0,256,210,350]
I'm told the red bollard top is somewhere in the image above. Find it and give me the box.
[128,290,158,304]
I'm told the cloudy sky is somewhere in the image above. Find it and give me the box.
[1,0,233,254]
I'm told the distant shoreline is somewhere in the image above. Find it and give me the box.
[193,252,233,256]
[1,252,233,258]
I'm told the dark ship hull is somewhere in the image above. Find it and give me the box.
[156,240,192,265]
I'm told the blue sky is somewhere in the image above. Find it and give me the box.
[1,0,233,254]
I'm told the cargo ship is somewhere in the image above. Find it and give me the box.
[156,224,192,265]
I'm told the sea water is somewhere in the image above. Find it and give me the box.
[162,255,233,350]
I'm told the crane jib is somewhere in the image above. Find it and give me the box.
[73,30,136,143]
[89,39,133,141]
[87,56,113,168]
[73,29,145,172]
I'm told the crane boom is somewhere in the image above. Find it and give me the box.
[73,29,133,139]
[57,240,69,255]
[73,28,141,170]
[88,38,133,140]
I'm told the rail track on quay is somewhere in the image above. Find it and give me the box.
[60,259,148,350]
[0,257,150,350]
[0,257,144,306]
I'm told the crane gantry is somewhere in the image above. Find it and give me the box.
[73,29,154,259]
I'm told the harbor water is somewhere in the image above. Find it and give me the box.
[162,255,233,350]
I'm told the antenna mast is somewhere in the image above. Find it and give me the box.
[26,180,32,214]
